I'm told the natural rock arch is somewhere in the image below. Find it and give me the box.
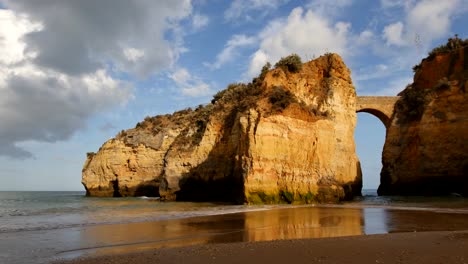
[356,96,400,128]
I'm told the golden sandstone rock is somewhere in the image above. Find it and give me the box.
[379,46,468,196]
[82,53,362,203]
[83,40,468,201]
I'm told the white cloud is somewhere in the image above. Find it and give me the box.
[247,50,269,78]
[123,48,145,63]
[209,34,256,69]
[381,0,461,47]
[0,65,132,158]
[0,10,42,65]
[181,83,211,97]
[352,0,465,95]
[3,0,192,77]
[247,7,351,77]
[383,22,406,46]
[356,30,374,45]
[171,68,191,85]
[170,68,212,97]
[224,0,289,22]
[0,1,193,158]
[407,0,459,41]
[192,14,209,30]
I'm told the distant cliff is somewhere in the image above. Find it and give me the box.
[82,53,362,203]
[379,39,468,196]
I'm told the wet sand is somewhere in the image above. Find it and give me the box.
[47,206,468,264]
[56,230,468,264]
[3,205,468,263]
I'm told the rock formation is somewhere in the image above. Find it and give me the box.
[379,43,468,196]
[82,54,362,203]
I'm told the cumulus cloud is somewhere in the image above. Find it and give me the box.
[382,0,461,47]
[224,0,289,22]
[4,0,192,77]
[0,10,41,65]
[0,66,132,159]
[383,22,406,46]
[351,0,466,94]
[407,0,459,40]
[247,7,350,77]
[0,0,192,158]
[208,34,256,69]
[170,68,211,97]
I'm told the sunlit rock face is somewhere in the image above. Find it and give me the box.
[241,54,361,203]
[81,135,173,197]
[82,54,362,203]
[379,46,468,196]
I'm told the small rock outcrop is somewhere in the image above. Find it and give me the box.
[82,54,362,203]
[379,42,468,196]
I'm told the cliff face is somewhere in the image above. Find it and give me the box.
[81,124,180,197]
[241,56,361,203]
[82,54,362,203]
[379,46,468,196]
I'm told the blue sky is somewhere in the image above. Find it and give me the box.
[0,0,467,191]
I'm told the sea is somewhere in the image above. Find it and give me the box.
[1,190,468,264]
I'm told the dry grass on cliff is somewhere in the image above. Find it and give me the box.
[413,34,468,72]
[119,54,330,146]
[211,54,306,115]
[274,53,302,73]
[114,104,214,149]
[428,34,468,58]
[398,35,468,123]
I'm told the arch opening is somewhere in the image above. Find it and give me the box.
[356,109,391,128]
[354,112,386,195]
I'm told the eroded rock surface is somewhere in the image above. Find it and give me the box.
[379,46,468,196]
[82,54,362,203]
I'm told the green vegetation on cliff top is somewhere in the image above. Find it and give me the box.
[413,34,468,72]
[127,54,306,135]
[400,34,467,123]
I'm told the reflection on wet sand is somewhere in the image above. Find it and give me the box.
[66,207,364,258]
[242,207,363,241]
[57,206,468,261]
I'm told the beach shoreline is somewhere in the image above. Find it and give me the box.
[3,195,468,264]
[50,205,468,264]
[54,230,468,264]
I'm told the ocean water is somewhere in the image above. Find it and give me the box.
[0,191,275,233]
[1,190,468,264]
[1,190,468,233]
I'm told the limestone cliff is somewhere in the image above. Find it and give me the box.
[379,43,468,196]
[82,54,362,203]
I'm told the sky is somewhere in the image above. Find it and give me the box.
[0,0,467,191]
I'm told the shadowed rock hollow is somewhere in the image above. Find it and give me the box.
[82,53,362,203]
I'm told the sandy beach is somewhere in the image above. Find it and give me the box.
[55,230,468,264]
[4,203,468,264]
[48,205,468,264]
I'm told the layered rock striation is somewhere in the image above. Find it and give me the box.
[379,44,468,196]
[82,54,362,203]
